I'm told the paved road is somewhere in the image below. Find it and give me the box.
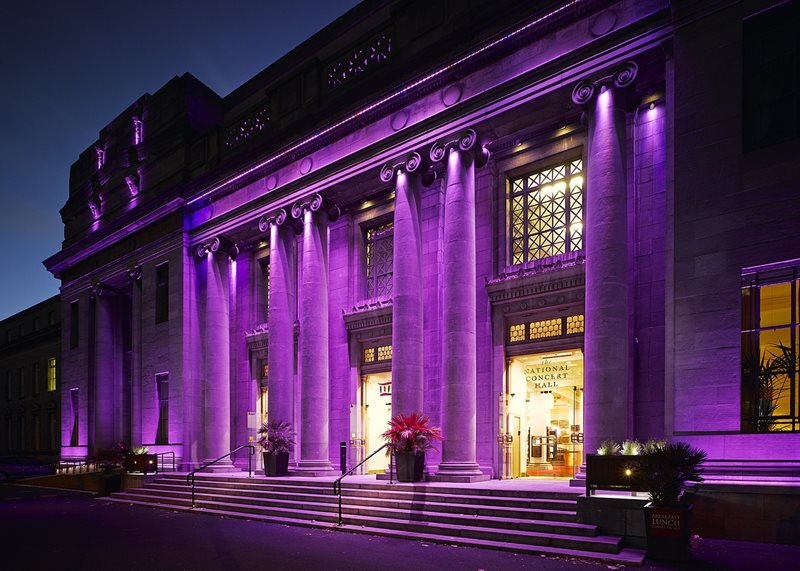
[1,484,797,570]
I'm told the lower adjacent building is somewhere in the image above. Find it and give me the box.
[0,295,61,461]
[42,0,799,491]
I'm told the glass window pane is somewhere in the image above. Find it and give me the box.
[760,282,791,327]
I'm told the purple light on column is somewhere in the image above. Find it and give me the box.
[133,116,143,145]
[95,146,105,170]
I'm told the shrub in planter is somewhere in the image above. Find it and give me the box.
[639,441,706,562]
[257,420,295,477]
[381,413,442,482]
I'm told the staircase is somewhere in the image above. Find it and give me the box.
[104,474,645,565]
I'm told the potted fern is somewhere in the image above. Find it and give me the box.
[639,441,706,562]
[257,420,295,477]
[381,413,442,482]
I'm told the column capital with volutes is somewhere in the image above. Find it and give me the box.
[379,151,436,186]
[429,128,490,168]
[571,60,639,108]
[291,193,340,223]
[258,208,289,233]
[195,236,239,260]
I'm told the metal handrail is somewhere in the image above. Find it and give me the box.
[155,451,176,472]
[332,443,393,526]
[186,444,255,508]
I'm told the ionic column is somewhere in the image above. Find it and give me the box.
[379,153,434,417]
[258,209,296,430]
[292,194,340,475]
[429,129,490,482]
[129,267,143,447]
[571,61,637,457]
[197,236,238,468]
[91,284,116,452]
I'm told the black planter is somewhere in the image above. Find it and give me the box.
[644,503,693,562]
[585,454,643,495]
[126,454,158,474]
[394,451,425,482]
[263,451,289,476]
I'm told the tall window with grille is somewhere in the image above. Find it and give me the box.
[156,373,169,444]
[741,265,799,432]
[365,222,393,298]
[155,263,169,324]
[509,158,584,265]
[47,358,57,392]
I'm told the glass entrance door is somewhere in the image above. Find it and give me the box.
[361,372,392,474]
[507,350,584,478]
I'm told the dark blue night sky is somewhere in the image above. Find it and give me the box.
[0,0,360,320]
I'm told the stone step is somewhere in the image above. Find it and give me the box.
[155,477,579,510]
[109,491,616,552]
[102,496,645,566]
[145,482,578,521]
[148,480,577,520]
[120,487,592,534]
[159,474,582,500]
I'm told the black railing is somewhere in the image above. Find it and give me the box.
[186,444,255,508]
[332,443,393,526]
[156,451,176,472]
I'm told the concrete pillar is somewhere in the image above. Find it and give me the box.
[429,129,490,482]
[197,237,238,469]
[129,267,143,447]
[292,194,339,475]
[380,153,430,417]
[260,209,296,429]
[572,62,637,457]
[93,286,115,452]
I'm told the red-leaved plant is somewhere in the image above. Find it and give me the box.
[381,413,443,454]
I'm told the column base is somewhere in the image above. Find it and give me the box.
[569,463,587,488]
[200,459,238,473]
[430,462,490,483]
[290,460,339,477]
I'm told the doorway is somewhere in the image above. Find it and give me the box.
[361,372,392,473]
[507,350,584,478]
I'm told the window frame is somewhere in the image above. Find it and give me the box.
[741,263,799,432]
[507,155,584,267]
[155,263,169,324]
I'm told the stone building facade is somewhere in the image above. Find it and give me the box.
[44,0,800,479]
[0,295,61,461]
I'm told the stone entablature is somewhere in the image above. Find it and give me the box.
[343,301,393,342]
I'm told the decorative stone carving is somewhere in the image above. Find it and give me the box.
[429,128,490,168]
[571,60,639,107]
[327,32,392,90]
[379,152,436,186]
[88,199,101,220]
[223,106,270,150]
[291,193,340,222]
[128,266,142,282]
[258,208,288,233]
[195,236,239,260]
[125,173,139,197]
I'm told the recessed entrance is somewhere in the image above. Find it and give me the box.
[361,372,392,473]
[506,350,584,478]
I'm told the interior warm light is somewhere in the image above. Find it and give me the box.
[649,102,655,110]
[625,468,632,476]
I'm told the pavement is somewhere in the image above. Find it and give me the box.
[2,483,798,571]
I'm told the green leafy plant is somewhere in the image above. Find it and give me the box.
[382,412,442,454]
[130,446,149,455]
[742,343,795,432]
[638,442,706,506]
[596,439,621,456]
[621,439,642,455]
[257,420,295,454]
[642,439,666,454]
